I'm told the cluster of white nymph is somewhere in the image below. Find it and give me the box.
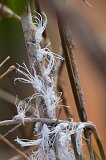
[14,12,91,160]
[13,96,33,124]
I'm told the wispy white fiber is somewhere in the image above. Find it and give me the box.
[13,96,32,124]
[16,124,56,160]
[44,87,62,117]
[75,123,86,155]
[29,150,41,160]
[33,11,47,44]
[15,63,44,93]
[26,43,64,62]
[15,62,63,118]
[50,122,69,135]
[56,132,75,160]
[15,137,42,147]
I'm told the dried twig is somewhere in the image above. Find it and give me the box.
[0,117,61,127]
[56,9,95,160]
[0,124,22,140]
[0,65,16,80]
[0,117,95,129]
[1,115,103,158]
[1,114,104,159]
[21,0,49,118]
[92,128,106,160]
[0,134,30,160]
[0,56,16,80]
[0,56,10,68]
[55,10,106,160]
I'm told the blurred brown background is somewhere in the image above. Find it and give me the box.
[0,0,106,159]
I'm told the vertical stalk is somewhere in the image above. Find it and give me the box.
[21,1,57,159]
[92,127,106,160]
[21,0,49,118]
[56,11,95,160]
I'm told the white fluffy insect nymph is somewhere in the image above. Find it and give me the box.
[33,11,47,44]
[15,63,44,93]
[13,96,32,124]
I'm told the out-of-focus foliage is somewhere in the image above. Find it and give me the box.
[5,0,26,15]
[0,2,28,150]
[0,0,26,61]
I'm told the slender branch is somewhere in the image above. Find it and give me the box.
[21,0,36,53]
[0,124,22,140]
[0,117,95,128]
[92,128,106,160]
[1,117,104,159]
[0,117,62,127]
[21,0,49,118]
[57,54,73,119]
[0,56,16,80]
[0,65,16,80]
[56,9,95,160]
[0,134,30,160]
[0,56,10,68]
[56,13,88,122]
[1,116,102,158]
[71,133,81,160]
[59,19,106,160]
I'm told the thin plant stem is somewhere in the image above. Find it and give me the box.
[0,56,10,68]
[57,50,73,119]
[0,56,16,80]
[56,10,95,160]
[0,124,22,141]
[0,134,30,160]
[0,117,95,129]
[92,128,106,160]
[71,133,82,160]
[0,65,16,80]
[0,117,61,126]
[21,0,49,118]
